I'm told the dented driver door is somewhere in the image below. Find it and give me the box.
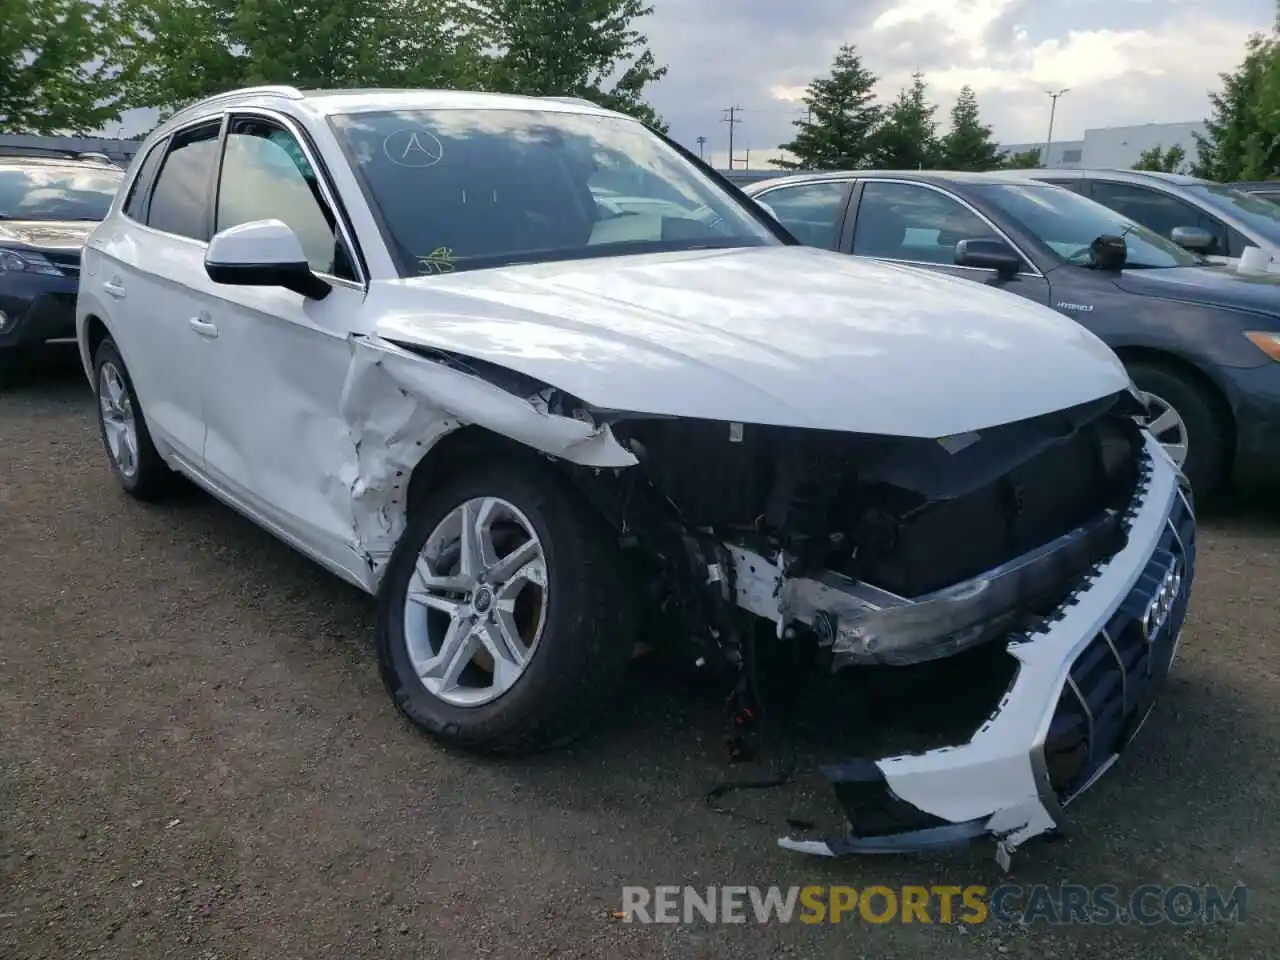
[195,113,375,589]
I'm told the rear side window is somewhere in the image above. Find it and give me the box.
[146,122,222,241]
[122,138,167,222]
[754,180,848,249]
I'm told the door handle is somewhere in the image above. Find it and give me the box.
[188,315,219,338]
[103,278,126,298]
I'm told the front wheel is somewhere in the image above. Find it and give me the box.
[93,337,174,500]
[375,458,637,755]
[1128,361,1228,496]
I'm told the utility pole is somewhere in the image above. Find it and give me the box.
[722,106,742,169]
[1044,89,1069,168]
[695,135,707,159]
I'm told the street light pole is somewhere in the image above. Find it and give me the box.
[1044,88,1069,168]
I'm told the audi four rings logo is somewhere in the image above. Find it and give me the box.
[1142,559,1184,641]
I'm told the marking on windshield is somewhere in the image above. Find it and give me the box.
[418,246,457,275]
[383,129,444,168]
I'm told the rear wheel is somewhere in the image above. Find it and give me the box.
[1127,360,1228,496]
[93,338,174,500]
[375,457,636,755]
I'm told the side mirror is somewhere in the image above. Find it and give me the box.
[204,219,331,300]
[955,237,1022,278]
[1170,225,1216,253]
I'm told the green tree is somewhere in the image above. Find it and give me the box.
[474,0,667,129]
[1,0,142,134]
[1192,24,1280,180]
[124,0,485,116]
[873,71,938,169]
[773,44,882,170]
[1132,143,1187,173]
[938,86,1003,171]
[1001,147,1041,169]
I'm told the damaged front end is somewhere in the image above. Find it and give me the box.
[344,333,1192,865]
[561,388,1194,865]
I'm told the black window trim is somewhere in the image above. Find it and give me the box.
[217,107,368,288]
[132,113,226,246]
[847,177,1045,279]
[120,136,170,224]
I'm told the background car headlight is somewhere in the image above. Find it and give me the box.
[0,248,63,277]
[1244,331,1280,361]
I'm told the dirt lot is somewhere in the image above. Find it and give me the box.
[2,349,1278,959]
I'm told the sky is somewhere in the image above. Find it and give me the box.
[107,0,1274,167]
[641,0,1276,168]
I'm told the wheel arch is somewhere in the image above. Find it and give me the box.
[1112,344,1238,465]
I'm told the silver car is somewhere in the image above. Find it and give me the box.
[1008,168,1280,265]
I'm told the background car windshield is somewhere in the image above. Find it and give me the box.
[971,182,1198,268]
[329,109,778,276]
[0,167,121,221]
[1187,183,1280,245]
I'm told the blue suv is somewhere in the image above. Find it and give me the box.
[0,152,123,384]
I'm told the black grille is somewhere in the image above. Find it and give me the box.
[1042,485,1196,801]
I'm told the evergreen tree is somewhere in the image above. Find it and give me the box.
[873,71,938,169]
[938,86,1003,171]
[774,44,882,170]
[1192,26,1280,180]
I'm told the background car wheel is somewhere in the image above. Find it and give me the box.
[1127,360,1228,496]
[93,338,174,500]
[376,457,637,755]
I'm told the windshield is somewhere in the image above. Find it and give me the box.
[0,166,121,221]
[1186,183,1280,245]
[970,182,1201,269]
[329,109,778,276]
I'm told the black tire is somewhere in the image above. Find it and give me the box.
[0,348,26,389]
[92,337,174,500]
[375,457,637,755]
[1127,360,1228,496]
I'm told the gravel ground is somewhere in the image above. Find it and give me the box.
[2,349,1277,959]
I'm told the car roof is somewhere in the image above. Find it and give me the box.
[1008,168,1212,186]
[744,169,1052,191]
[159,85,624,133]
[0,155,123,174]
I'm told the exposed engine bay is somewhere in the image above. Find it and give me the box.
[564,388,1147,679]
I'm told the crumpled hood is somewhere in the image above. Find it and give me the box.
[0,219,95,251]
[1114,263,1280,316]
[371,245,1131,438]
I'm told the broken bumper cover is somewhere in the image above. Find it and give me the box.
[779,435,1195,860]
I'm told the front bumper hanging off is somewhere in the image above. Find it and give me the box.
[740,434,1195,864]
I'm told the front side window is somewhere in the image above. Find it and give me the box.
[216,117,354,278]
[1088,182,1206,243]
[0,164,122,221]
[329,108,779,276]
[852,181,1003,265]
[1186,183,1280,246]
[755,180,848,249]
[147,123,222,241]
[971,182,1199,269]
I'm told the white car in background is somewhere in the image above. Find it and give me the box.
[77,85,1195,865]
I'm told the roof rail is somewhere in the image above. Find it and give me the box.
[164,84,306,125]
[541,95,598,107]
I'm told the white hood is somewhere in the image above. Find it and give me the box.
[370,245,1130,438]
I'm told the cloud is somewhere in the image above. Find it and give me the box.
[642,0,1267,168]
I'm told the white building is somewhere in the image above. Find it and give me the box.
[1000,120,1206,171]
